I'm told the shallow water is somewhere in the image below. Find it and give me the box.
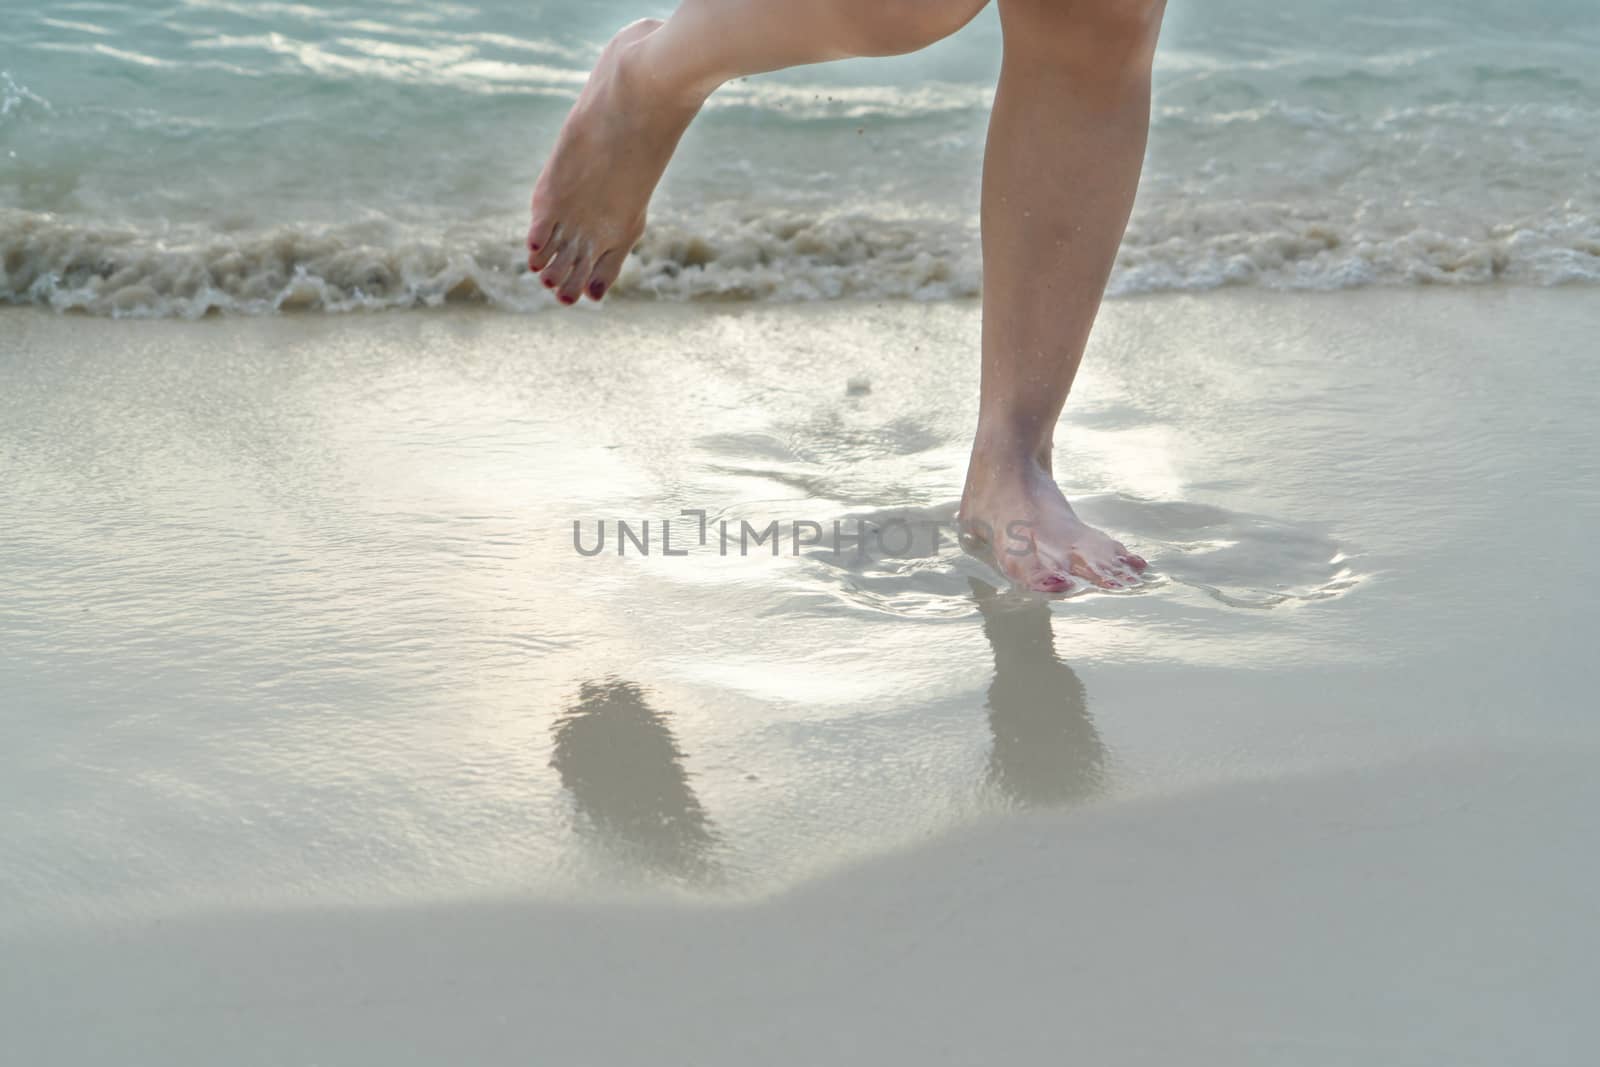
[3,0,1598,313]
[3,289,1595,924]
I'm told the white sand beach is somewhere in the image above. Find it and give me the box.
[3,289,1596,1062]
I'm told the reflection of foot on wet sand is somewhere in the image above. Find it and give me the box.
[551,678,716,880]
[972,579,1106,807]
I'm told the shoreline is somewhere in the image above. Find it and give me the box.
[4,276,1598,322]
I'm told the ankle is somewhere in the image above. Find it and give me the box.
[624,22,723,109]
[968,423,1054,482]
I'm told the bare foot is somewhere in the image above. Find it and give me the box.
[527,19,703,305]
[960,457,1148,594]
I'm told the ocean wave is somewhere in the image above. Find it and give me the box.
[2,205,1597,318]
[0,71,52,123]
[0,210,980,315]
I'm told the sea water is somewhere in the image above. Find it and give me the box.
[2,0,1597,315]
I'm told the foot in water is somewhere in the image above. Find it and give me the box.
[960,456,1148,594]
[528,19,703,305]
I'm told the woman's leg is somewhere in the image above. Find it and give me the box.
[527,0,989,304]
[959,0,1164,592]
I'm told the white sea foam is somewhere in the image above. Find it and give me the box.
[4,205,1596,317]
[0,71,52,121]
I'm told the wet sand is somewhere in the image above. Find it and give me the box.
[2,289,1597,1062]
[6,747,1596,1065]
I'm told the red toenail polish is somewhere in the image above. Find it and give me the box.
[529,243,541,252]
[559,294,576,305]
[543,278,555,288]
[590,281,606,299]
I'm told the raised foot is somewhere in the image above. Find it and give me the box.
[959,462,1149,594]
[527,18,703,305]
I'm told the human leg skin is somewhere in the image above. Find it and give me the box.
[527,0,989,304]
[959,0,1164,592]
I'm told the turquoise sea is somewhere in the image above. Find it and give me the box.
[3,0,1598,314]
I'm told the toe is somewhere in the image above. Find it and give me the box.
[585,249,625,302]
[1111,540,1149,572]
[1033,571,1076,594]
[558,250,597,306]
[529,224,562,272]
[549,264,580,305]
[541,240,580,294]
[527,215,557,263]
[1067,554,1114,589]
